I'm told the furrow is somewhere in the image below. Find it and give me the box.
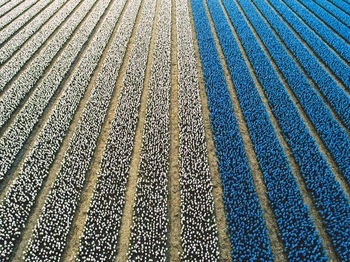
[189,0,273,259]
[168,0,182,260]
[252,0,350,169]
[264,0,350,90]
[324,0,350,15]
[248,0,350,201]
[176,0,221,260]
[0,0,129,259]
[75,0,157,260]
[22,0,143,259]
[209,0,329,260]
[113,2,159,261]
[0,0,100,186]
[127,0,172,260]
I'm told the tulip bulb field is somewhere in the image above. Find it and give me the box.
[0,0,349,260]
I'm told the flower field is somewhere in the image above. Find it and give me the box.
[0,0,349,260]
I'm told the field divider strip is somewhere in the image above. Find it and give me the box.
[0,0,86,94]
[221,0,350,259]
[22,0,144,259]
[168,0,182,260]
[295,0,350,43]
[127,0,172,260]
[187,1,232,259]
[310,0,350,27]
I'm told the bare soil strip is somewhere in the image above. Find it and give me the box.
[209,1,288,260]
[168,0,182,260]
[233,1,340,260]
[187,1,233,260]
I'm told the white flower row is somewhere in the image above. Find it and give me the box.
[0,0,77,64]
[22,0,143,260]
[127,0,172,261]
[0,0,37,29]
[0,0,11,8]
[0,0,89,89]
[175,0,220,260]
[0,0,53,45]
[0,0,23,21]
[0,0,127,260]
[77,0,156,260]
[0,0,100,182]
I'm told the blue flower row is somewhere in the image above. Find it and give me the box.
[223,0,350,260]
[267,0,350,89]
[311,0,350,27]
[253,0,350,178]
[295,0,350,42]
[190,0,273,259]
[278,0,350,63]
[208,0,328,260]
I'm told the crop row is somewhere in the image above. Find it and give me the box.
[329,0,350,11]
[223,0,350,259]
[0,0,36,30]
[312,0,350,27]
[208,0,328,260]
[0,0,11,9]
[76,0,156,260]
[176,0,219,260]
[250,0,350,186]
[270,0,350,89]
[0,0,128,260]
[0,0,23,18]
[0,0,101,184]
[0,0,54,46]
[127,1,171,261]
[190,0,273,260]
[253,0,350,178]
[22,0,142,260]
[0,0,87,90]
[296,0,350,42]
[0,0,76,65]
[279,0,350,64]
